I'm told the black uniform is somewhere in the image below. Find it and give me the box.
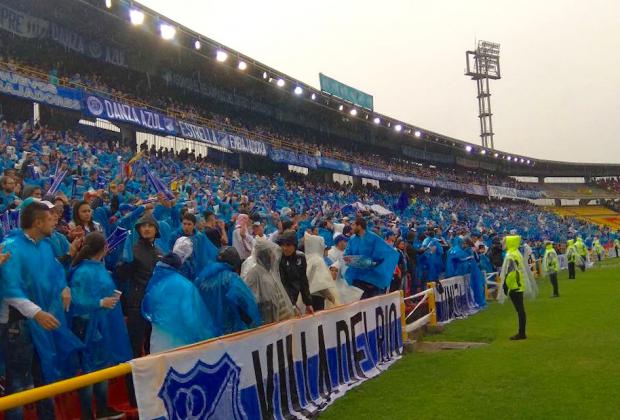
[279,251,313,308]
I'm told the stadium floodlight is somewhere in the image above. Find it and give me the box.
[350,109,358,116]
[520,158,525,163]
[338,105,344,111]
[238,61,247,71]
[494,152,499,158]
[465,145,473,153]
[373,117,381,124]
[159,24,176,40]
[311,93,317,100]
[262,71,268,79]
[276,78,285,87]
[480,149,486,155]
[507,156,512,161]
[527,159,531,164]
[105,0,112,8]
[194,40,201,50]
[294,86,303,95]
[129,9,145,25]
[394,124,402,132]
[414,130,421,138]
[465,40,501,149]
[216,50,228,62]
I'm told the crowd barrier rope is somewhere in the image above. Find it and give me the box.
[403,287,436,332]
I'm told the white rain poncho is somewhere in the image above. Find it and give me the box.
[331,260,363,305]
[242,238,295,324]
[303,233,339,308]
[497,236,538,303]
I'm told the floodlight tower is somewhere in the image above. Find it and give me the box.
[465,41,501,149]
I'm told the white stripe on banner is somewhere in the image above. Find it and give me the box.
[130,292,403,419]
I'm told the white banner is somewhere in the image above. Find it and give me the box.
[130,292,403,419]
[433,275,479,324]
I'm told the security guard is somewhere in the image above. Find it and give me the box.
[501,235,527,340]
[543,241,560,297]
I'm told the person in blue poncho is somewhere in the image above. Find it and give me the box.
[169,212,218,279]
[422,230,444,282]
[343,217,399,299]
[194,246,261,336]
[142,237,217,353]
[0,200,83,420]
[445,236,471,278]
[466,238,486,308]
[69,232,131,420]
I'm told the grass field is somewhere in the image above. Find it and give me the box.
[321,259,620,419]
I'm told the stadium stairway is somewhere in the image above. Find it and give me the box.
[550,205,620,230]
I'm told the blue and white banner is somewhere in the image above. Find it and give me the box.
[432,275,479,324]
[463,184,488,197]
[178,120,219,146]
[0,4,48,38]
[0,4,126,67]
[516,189,543,199]
[392,174,435,187]
[178,120,268,156]
[49,22,127,68]
[351,165,393,182]
[487,185,518,199]
[316,156,351,173]
[219,132,268,157]
[130,293,403,419]
[269,148,318,169]
[0,69,81,110]
[84,95,177,135]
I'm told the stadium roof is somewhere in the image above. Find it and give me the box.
[19,0,620,178]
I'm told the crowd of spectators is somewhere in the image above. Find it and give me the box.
[0,108,614,418]
[0,30,530,190]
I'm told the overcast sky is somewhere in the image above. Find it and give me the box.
[138,0,620,163]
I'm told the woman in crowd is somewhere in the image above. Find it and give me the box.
[69,232,131,420]
[69,200,102,238]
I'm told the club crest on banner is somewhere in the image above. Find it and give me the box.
[158,354,246,420]
[86,95,104,116]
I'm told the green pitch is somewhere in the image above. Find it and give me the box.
[321,259,620,419]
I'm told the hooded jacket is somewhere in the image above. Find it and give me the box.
[304,233,339,307]
[195,261,261,335]
[542,244,559,274]
[501,235,526,292]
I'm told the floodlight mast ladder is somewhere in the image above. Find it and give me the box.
[465,41,501,150]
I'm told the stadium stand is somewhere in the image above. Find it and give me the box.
[0,0,618,418]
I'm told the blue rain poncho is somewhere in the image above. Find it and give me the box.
[142,262,217,353]
[195,262,261,335]
[47,230,70,259]
[69,260,132,372]
[170,228,218,279]
[421,237,444,282]
[468,252,486,308]
[0,230,84,383]
[445,237,471,278]
[344,230,399,290]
